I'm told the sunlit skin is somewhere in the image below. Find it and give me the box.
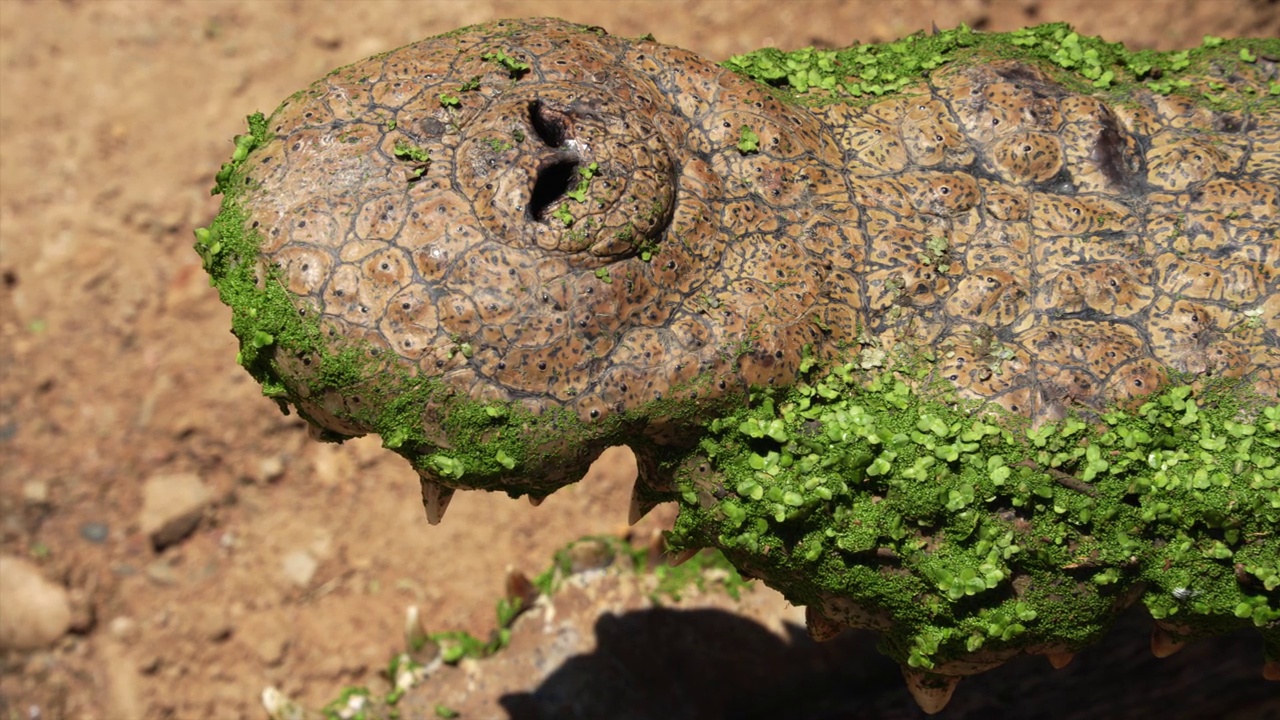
[202,19,1280,712]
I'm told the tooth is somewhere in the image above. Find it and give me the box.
[669,547,700,566]
[528,494,544,507]
[900,667,960,715]
[420,479,455,525]
[1046,651,1075,669]
[404,606,427,651]
[1150,625,1185,658]
[261,687,305,720]
[804,606,844,642]
[628,453,673,525]
[403,606,440,661]
[628,485,657,525]
[1264,659,1280,681]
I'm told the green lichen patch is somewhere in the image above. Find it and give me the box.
[668,362,1279,669]
[723,23,1280,111]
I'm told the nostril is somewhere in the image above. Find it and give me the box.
[529,159,579,221]
[529,101,566,148]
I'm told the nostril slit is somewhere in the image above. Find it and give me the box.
[529,101,566,148]
[530,160,579,221]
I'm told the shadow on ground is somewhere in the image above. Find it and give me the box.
[500,605,1279,720]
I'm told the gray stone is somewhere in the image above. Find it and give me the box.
[80,521,109,544]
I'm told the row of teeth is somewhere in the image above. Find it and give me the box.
[273,478,1279,716]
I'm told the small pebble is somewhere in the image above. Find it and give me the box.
[139,472,213,550]
[281,550,318,588]
[22,480,48,505]
[109,616,139,643]
[256,635,289,667]
[256,455,285,483]
[145,561,177,586]
[79,522,109,544]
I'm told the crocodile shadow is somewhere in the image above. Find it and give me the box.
[499,604,1278,720]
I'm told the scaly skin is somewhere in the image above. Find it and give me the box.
[198,19,1280,712]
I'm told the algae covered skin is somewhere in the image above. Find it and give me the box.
[198,18,1280,711]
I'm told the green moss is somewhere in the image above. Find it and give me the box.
[668,362,1279,668]
[206,21,1279,677]
[650,548,750,603]
[723,23,1280,112]
[481,48,530,77]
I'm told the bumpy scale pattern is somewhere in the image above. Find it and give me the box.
[238,19,1278,451]
[220,19,1280,712]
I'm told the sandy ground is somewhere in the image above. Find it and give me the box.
[1,1,1276,718]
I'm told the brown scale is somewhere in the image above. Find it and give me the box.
[1145,131,1241,190]
[840,117,911,176]
[898,171,982,216]
[235,18,1278,499]
[1156,253,1265,305]
[900,96,976,168]
[1030,193,1135,235]
[988,131,1064,184]
[1246,130,1280,175]
[963,222,1033,275]
[979,182,1031,221]
[945,269,1030,327]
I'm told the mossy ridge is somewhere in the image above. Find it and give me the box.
[722,22,1280,111]
[667,360,1279,669]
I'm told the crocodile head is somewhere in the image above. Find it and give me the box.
[213,18,852,516]
[208,17,1278,524]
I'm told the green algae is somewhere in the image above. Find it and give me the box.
[667,360,1279,668]
[202,21,1280,679]
[722,23,1280,112]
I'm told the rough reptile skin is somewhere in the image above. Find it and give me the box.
[240,19,1277,435]
[202,19,1280,713]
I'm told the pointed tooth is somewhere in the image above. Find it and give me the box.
[403,605,440,662]
[804,606,844,642]
[1046,651,1075,669]
[420,479,455,525]
[1263,659,1280,681]
[527,494,544,507]
[404,606,428,652]
[628,452,674,525]
[900,667,960,715]
[669,547,700,566]
[628,484,657,525]
[1150,625,1185,658]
